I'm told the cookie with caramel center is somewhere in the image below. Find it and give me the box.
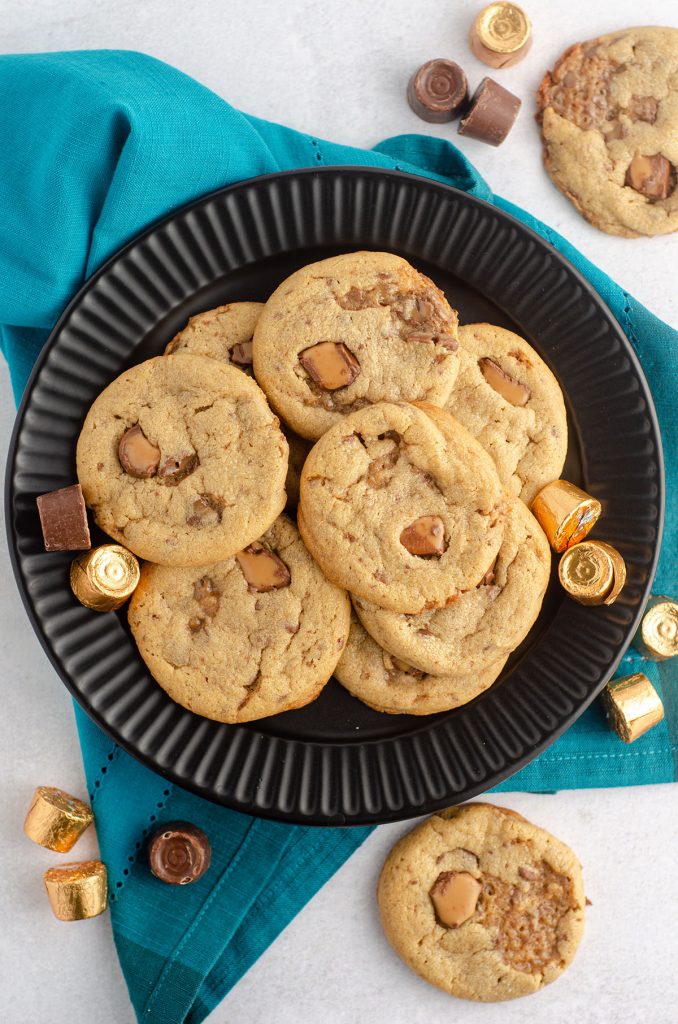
[76,354,288,566]
[253,251,460,441]
[536,27,678,237]
[128,514,350,723]
[378,802,586,1001]
[446,324,567,505]
[298,401,505,613]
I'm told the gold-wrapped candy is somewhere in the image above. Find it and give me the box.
[24,786,93,852]
[634,596,678,661]
[70,544,140,612]
[601,673,664,743]
[44,861,108,921]
[469,3,532,69]
[531,480,602,553]
[558,540,626,606]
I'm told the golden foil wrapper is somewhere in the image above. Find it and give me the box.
[634,596,678,661]
[44,861,108,921]
[558,541,626,606]
[602,673,664,743]
[531,480,602,553]
[470,2,532,68]
[24,786,93,852]
[70,544,140,612]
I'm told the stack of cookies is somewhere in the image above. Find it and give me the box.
[75,251,567,723]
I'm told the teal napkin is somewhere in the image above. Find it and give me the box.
[1,51,675,1024]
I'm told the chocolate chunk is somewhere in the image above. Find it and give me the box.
[229,340,253,366]
[193,576,220,617]
[407,59,468,123]
[299,342,361,390]
[236,542,291,592]
[36,484,91,552]
[400,515,447,557]
[458,77,521,146]
[479,357,531,405]
[627,95,658,124]
[625,153,673,200]
[157,452,199,485]
[430,871,482,928]
[118,424,161,478]
[186,494,224,527]
[148,821,211,885]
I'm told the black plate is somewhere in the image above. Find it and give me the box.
[5,168,663,825]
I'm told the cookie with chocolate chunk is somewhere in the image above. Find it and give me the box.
[378,803,586,1001]
[353,496,550,676]
[128,514,350,723]
[335,615,507,715]
[253,252,460,440]
[298,401,505,613]
[536,27,678,237]
[76,354,288,566]
[446,324,567,504]
[165,302,263,370]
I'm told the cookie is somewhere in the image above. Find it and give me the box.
[76,354,288,566]
[298,402,505,613]
[335,616,507,715]
[128,514,351,723]
[353,497,550,676]
[164,302,263,370]
[252,251,460,440]
[536,27,678,237]
[378,803,586,1001]
[445,323,567,504]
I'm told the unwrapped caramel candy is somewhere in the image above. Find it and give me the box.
[236,542,291,592]
[70,544,140,612]
[470,2,532,69]
[634,596,678,661]
[531,480,601,552]
[400,515,447,557]
[24,786,93,852]
[559,540,626,606]
[602,673,664,743]
[299,342,361,390]
[44,860,108,921]
[430,871,482,928]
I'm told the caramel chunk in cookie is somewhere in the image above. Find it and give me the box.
[158,452,199,486]
[400,515,447,557]
[236,542,291,592]
[299,342,361,390]
[430,871,482,928]
[478,357,530,406]
[625,153,673,200]
[118,425,160,478]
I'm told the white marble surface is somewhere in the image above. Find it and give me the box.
[1,2,677,1022]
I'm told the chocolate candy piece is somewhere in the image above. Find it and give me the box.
[193,575,220,617]
[236,542,291,592]
[458,77,521,146]
[601,673,664,744]
[148,821,211,885]
[157,452,199,485]
[44,860,108,920]
[230,340,253,366]
[625,153,673,200]
[70,544,140,612]
[400,515,447,557]
[407,59,468,123]
[299,342,361,390]
[470,3,532,69]
[430,871,482,928]
[36,484,91,552]
[531,480,601,553]
[634,596,678,661]
[24,786,93,852]
[479,357,531,405]
[186,493,225,527]
[118,424,160,478]
[558,541,626,606]
[382,651,426,680]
